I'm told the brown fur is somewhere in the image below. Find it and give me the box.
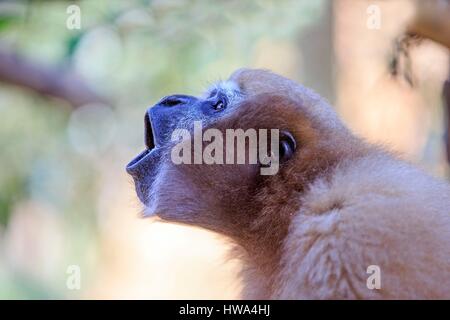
[143,69,450,299]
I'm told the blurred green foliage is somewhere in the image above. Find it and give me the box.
[0,0,324,225]
[0,0,325,298]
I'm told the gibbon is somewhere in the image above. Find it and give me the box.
[126,69,450,299]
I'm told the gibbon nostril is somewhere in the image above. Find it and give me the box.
[158,95,189,107]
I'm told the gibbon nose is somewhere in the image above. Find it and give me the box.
[148,94,199,147]
[157,94,196,108]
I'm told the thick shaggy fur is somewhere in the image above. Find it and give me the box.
[141,69,450,299]
[229,69,450,299]
[274,154,450,299]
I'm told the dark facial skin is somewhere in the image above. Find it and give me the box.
[126,89,242,205]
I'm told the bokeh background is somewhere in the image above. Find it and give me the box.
[0,0,449,299]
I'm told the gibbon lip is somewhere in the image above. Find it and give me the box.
[125,147,160,175]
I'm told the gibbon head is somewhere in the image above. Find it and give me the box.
[126,69,363,246]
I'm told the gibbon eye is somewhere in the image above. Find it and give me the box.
[213,100,225,111]
[279,131,296,162]
[211,93,228,112]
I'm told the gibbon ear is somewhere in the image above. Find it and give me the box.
[279,131,296,163]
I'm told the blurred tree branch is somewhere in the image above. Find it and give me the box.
[0,48,108,108]
[408,0,450,49]
[406,0,450,166]
[444,75,450,164]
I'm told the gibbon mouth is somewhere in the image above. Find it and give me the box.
[144,112,156,151]
[125,112,160,176]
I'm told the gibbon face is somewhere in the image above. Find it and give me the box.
[126,69,367,240]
